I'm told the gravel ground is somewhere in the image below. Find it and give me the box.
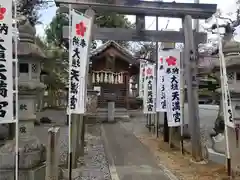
[34,110,111,180]
[81,125,111,180]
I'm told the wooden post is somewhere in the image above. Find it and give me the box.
[156,112,159,138]
[169,127,173,148]
[76,115,83,156]
[183,15,202,161]
[163,112,169,142]
[45,127,60,180]
[148,114,152,132]
[153,114,156,134]
[8,123,15,139]
[78,115,87,165]
[71,114,80,168]
[145,114,148,128]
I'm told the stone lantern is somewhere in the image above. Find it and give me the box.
[0,20,46,180]
[211,40,240,172]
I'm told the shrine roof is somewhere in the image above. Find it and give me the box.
[90,40,136,64]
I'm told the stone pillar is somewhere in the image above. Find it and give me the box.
[227,98,240,174]
[211,95,240,174]
[45,127,60,180]
[86,90,98,116]
[18,93,46,166]
[108,101,115,122]
[0,93,46,180]
[19,94,37,136]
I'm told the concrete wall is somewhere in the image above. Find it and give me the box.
[159,104,219,133]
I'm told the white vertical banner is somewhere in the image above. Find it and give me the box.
[0,2,13,123]
[220,49,234,128]
[139,60,146,98]
[164,50,182,127]
[69,10,92,114]
[225,92,234,128]
[143,63,156,114]
[156,51,167,112]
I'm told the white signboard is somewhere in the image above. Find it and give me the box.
[156,51,167,112]
[68,10,92,114]
[143,63,156,114]
[139,60,146,98]
[93,86,101,96]
[0,2,14,123]
[164,50,182,127]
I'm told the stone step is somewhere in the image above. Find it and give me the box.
[207,148,225,165]
[97,108,128,113]
[88,113,130,119]
[96,111,129,114]
[87,108,130,122]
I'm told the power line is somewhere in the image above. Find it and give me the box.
[146,18,156,29]
[134,18,171,58]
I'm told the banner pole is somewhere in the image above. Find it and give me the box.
[180,51,185,154]
[68,4,72,180]
[216,16,231,177]
[13,0,19,179]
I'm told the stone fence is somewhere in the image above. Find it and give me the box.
[36,90,98,113]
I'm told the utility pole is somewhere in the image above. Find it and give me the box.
[194,0,200,32]
[183,15,202,161]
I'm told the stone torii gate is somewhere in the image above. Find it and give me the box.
[55,0,217,162]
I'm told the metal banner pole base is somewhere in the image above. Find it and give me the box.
[156,112,159,138]
[145,114,148,128]
[227,158,231,177]
[169,127,173,148]
[68,152,72,179]
[149,114,152,132]
[163,112,169,142]
[180,136,184,154]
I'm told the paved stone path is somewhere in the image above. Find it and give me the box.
[101,122,172,180]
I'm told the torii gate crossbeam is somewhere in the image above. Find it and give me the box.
[55,0,216,19]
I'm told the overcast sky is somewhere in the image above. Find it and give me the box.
[36,0,240,41]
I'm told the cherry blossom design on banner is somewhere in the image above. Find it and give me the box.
[0,7,6,20]
[163,50,182,127]
[0,1,13,123]
[76,21,86,37]
[143,63,156,114]
[68,10,93,114]
[156,51,167,112]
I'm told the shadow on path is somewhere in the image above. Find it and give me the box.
[102,122,171,180]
